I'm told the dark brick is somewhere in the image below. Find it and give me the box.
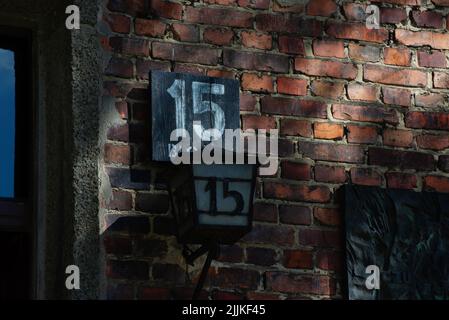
[107,260,149,280]
[135,193,169,213]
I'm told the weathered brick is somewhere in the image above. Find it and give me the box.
[350,168,382,186]
[224,50,289,73]
[311,80,344,99]
[138,287,171,300]
[313,40,345,58]
[279,205,312,225]
[246,292,281,300]
[266,272,336,295]
[412,11,443,29]
[211,268,260,290]
[314,207,341,226]
[432,0,449,5]
[382,87,411,107]
[105,57,133,78]
[264,181,331,203]
[255,14,322,36]
[364,65,427,87]
[106,190,132,211]
[105,13,131,34]
[135,193,169,213]
[204,0,236,5]
[241,73,274,93]
[107,283,134,300]
[211,290,244,300]
[151,0,183,19]
[174,63,206,76]
[384,47,411,66]
[424,176,449,193]
[105,144,131,165]
[434,72,449,89]
[281,161,312,181]
[240,93,257,111]
[280,119,313,137]
[332,104,399,125]
[106,167,151,189]
[104,214,150,234]
[207,69,236,79]
[347,83,378,101]
[241,31,272,50]
[368,148,435,170]
[242,224,295,246]
[185,7,253,28]
[246,247,276,266]
[108,0,145,15]
[283,250,313,269]
[136,59,170,79]
[103,236,132,255]
[152,42,220,65]
[380,8,407,24]
[217,245,244,263]
[272,0,306,12]
[252,202,277,223]
[439,156,449,173]
[298,141,364,163]
[314,165,347,183]
[278,36,305,55]
[203,28,234,46]
[110,37,150,56]
[298,229,341,248]
[134,238,167,258]
[261,96,327,119]
[135,18,166,37]
[383,129,414,148]
[314,122,344,140]
[238,0,270,9]
[242,115,276,130]
[277,77,307,96]
[371,0,423,5]
[326,22,388,43]
[295,58,357,80]
[342,3,366,21]
[307,0,337,16]
[417,51,446,68]
[415,93,446,108]
[386,172,418,189]
[405,112,449,130]
[107,124,130,142]
[278,139,296,157]
[347,125,378,144]
[348,43,380,62]
[107,260,149,280]
[316,250,341,272]
[396,29,449,50]
[417,134,449,151]
[171,23,199,42]
[152,263,184,283]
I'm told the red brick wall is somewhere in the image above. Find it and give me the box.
[99,0,449,299]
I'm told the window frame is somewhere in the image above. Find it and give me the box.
[0,26,33,232]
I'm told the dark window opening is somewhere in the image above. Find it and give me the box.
[0,26,33,299]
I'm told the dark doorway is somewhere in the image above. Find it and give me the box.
[0,26,33,299]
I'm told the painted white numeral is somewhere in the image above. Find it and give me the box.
[167,79,186,130]
[167,79,225,142]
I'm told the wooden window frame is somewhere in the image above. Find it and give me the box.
[0,26,33,232]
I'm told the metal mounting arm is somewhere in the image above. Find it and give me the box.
[183,243,220,300]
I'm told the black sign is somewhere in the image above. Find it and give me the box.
[345,185,449,300]
[151,71,240,162]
